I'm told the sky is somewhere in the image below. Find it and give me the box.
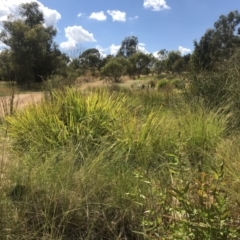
[0,0,239,58]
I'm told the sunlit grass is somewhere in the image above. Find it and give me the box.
[1,86,239,239]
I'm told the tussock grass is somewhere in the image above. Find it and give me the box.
[1,87,239,239]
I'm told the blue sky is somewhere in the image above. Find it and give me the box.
[0,0,239,57]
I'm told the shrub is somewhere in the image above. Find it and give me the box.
[42,71,79,92]
[156,78,170,89]
[172,78,185,90]
[2,88,232,239]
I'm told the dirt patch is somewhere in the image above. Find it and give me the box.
[13,92,44,110]
[0,78,152,115]
[79,80,106,90]
[0,92,44,116]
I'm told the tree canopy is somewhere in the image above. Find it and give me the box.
[191,10,240,71]
[0,2,67,85]
[79,48,101,76]
[129,52,151,77]
[101,57,128,83]
[117,36,138,58]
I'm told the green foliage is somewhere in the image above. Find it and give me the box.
[0,50,15,81]
[165,50,181,74]
[172,78,185,90]
[42,71,78,92]
[0,2,67,86]
[153,59,166,75]
[188,63,240,130]
[156,78,172,90]
[100,57,127,83]
[168,165,236,239]
[157,49,169,61]
[175,103,226,171]
[79,48,101,76]
[129,52,151,78]
[1,87,234,238]
[20,2,44,28]
[191,10,240,71]
[173,58,185,74]
[100,54,114,69]
[117,36,138,58]
[2,10,240,238]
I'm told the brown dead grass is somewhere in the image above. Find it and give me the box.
[0,76,154,115]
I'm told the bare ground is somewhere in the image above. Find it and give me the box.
[0,78,151,115]
[0,92,44,116]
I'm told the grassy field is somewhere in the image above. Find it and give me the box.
[0,75,240,239]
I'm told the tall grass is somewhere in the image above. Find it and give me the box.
[1,87,238,239]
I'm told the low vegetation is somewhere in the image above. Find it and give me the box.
[0,3,240,239]
[0,85,239,239]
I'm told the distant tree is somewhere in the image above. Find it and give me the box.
[100,54,114,69]
[153,59,165,75]
[20,2,44,28]
[182,53,191,63]
[165,51,181,74]
[117,36,138,58]
[191,29,215,71]
[68,58,81,71]
[100,58,126,83]
[173,58,185,74]
[0,50,15,82]
[146,53,156,75]
[79,48,101,76]
[191,10,240,71]
[157,49,168,61]
[129,52,151,78]
[0,2,65,86]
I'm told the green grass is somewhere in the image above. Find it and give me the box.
[0,86,239,239]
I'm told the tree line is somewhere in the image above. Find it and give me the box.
[0,2,239,87]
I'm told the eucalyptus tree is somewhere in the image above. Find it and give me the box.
[0,50,15,82]
[165,51,181,74]
[117,36,138,58]
[100,57,128,83]
[0,2,66,86]
[79,48,101,76]
[129,52,151,78]
[191,10,240,71]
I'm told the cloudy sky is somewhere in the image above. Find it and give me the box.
[0,0,239,57]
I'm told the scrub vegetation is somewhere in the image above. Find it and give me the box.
[0,2,240,239]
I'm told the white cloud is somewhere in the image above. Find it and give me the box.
[40,4,61,27]
[138,43,149,54]
[152,51,160,59]
[60,25,96,50]
[0,0,61,26]
[143,0,170,11]
[107,10,126,22]
[178,46,191,55]
[98,43,150,57]
[96,45,108,57]
[0,41,9,53]
[0,41,7,48]
[77,13,83,17]
[109,44,120,55]
[89,11,107,21]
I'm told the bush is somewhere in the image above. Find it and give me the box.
[188,65,240,129]
[172,78,185,90]
[42,71,79,92]
[156,78,170,89]
[2,88,234,239]
[189,63,240,106]
[156,79,174,95]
